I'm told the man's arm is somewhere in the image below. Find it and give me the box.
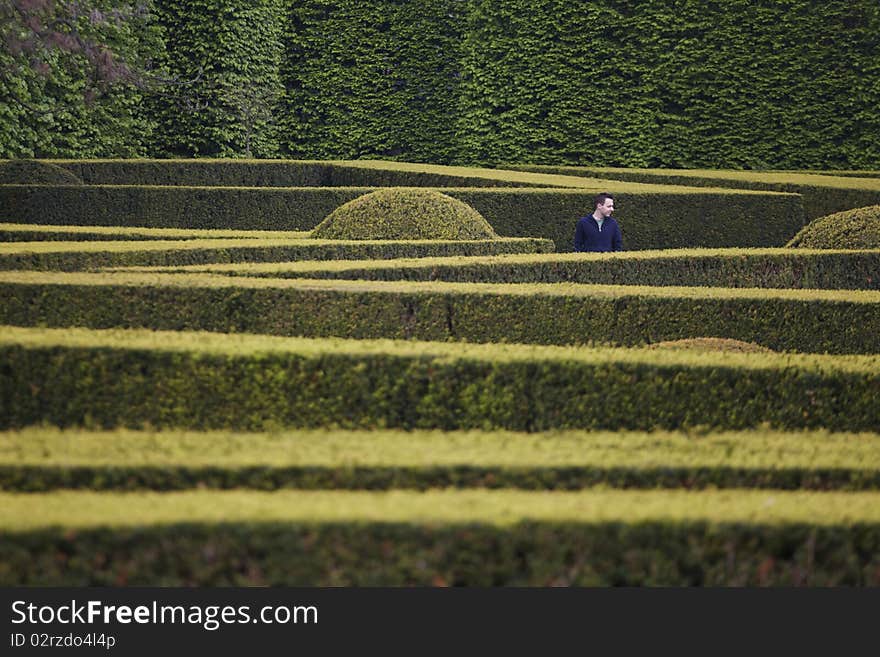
[574,219,586,252]
[612,221,623,251]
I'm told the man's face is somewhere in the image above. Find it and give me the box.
[595,198,614,219]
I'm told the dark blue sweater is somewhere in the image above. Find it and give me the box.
[574,214,623,252]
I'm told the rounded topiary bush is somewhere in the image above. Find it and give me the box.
[0,160,82,185]
[312,188,498,240]
[786,205,880,249]
[646,338,774,354]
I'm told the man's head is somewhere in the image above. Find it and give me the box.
[594,192,614,219]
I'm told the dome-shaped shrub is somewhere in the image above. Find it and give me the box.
[312,188,497,240]
[646,338,773,353]
[786,205,880,249]
[0,160,82,185]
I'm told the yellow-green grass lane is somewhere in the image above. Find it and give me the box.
[2,325,879,373]
[2,489,880,532]
[4,270,880,304]
[2,427,879,471]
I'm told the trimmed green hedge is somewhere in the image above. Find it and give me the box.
[312,188,497,240]
[8,1,880,169]
[48,160,549,188]
[812,171,880,179]
[0,184,363,231]
[3,427,878,492]
[0,237,551,271]
[1,489,879,585]
[0,223,310,242]
[277,0,880,169]
[199,249,880,291]
[2,326,879,431]
[788,205,880,249]
[3,273,879,354]
[0,4,162,160]
[9,462,879,493]
[0,184,804,250]
[148,0,288,158]
[511,166,880,221]
[0,160,82,185]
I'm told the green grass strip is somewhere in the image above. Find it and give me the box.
[2,427,878,491]
[2,271,878,353]
[136,247,880,291]
[2,326,878,432]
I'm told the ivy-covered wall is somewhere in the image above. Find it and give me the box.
[150,0,287,157]
[3,0,879,168]
[279,0,466,162]
[0,0,165,158]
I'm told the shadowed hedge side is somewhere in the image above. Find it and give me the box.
[3,521,879,586]
[48,160,546,188]
[0,161,82,185]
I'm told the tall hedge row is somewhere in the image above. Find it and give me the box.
[2,327,879,431]
[4,517,880,585]
[48,160,539,188]
[178,0,880,168]
[3,1,879,167]
[0,1,166,159]
[0,185,804,250]
[280,1,467,162]
[451,0,880,169]
[149,0,288,158]
[0,238,551,271]
[3,274,879,354]
[231,250,880,291]
[510,166,880,221]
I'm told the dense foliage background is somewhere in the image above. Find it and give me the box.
[2,0,879,168]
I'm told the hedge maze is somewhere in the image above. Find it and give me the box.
[1,160,879,586]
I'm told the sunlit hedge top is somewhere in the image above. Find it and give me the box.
[787,205,880,249]
[311,188,498,240]
[646,338,774,354]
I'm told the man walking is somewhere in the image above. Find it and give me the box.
[574,192,623,252]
